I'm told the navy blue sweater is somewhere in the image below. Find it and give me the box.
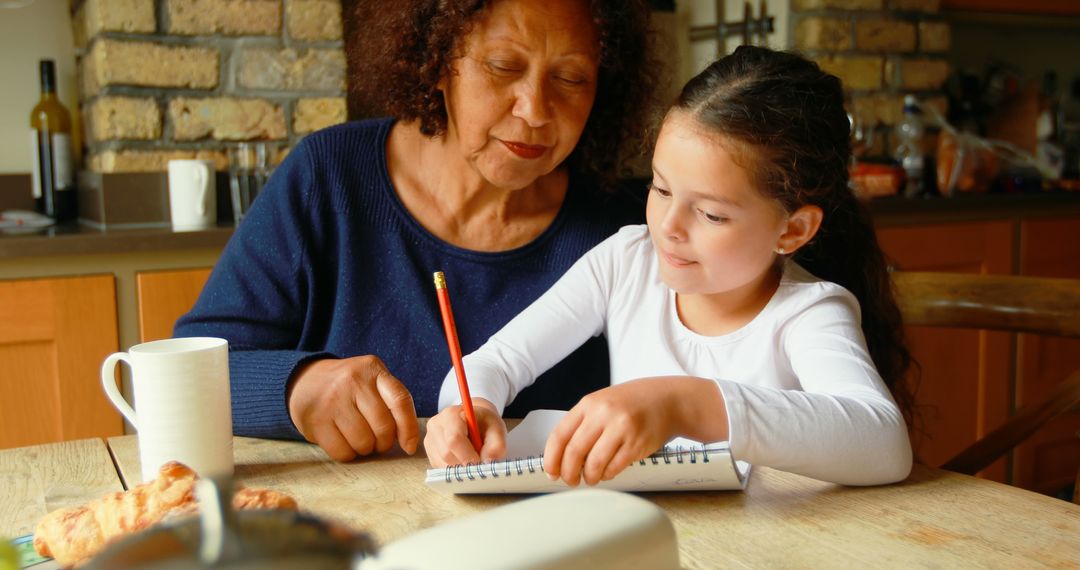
[175,118,643,440]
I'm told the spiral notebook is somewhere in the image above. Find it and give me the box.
[425,409,751,494]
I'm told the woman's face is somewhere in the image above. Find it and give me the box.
[439,0,600,190]
[646,111,789,297]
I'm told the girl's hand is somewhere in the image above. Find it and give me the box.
[424,399,507,467]
[543,377,728,486]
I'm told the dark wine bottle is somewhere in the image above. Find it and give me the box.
[29,59,77,222]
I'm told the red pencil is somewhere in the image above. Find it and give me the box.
[433,271,484,453]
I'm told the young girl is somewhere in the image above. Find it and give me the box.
[425,46,913,487]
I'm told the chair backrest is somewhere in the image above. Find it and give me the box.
[892,272,1080,338]
[890,271,1080,495]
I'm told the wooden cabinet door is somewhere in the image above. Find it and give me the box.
[877,221,1014,482]
[1015,217,1080,495]
[136,268,212,343]
[0,275,123,449]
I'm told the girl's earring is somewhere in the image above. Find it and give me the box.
[776,246,786,255]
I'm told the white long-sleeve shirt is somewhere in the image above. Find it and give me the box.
[438,225,912,485]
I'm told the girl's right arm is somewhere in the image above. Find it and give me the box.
[435,230,628,415]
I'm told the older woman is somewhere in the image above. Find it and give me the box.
[175,0,655,462]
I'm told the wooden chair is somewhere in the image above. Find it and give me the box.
[892,271,1080,502]
[1076,441,1080,504]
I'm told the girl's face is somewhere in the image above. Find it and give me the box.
[439,0,600,191]
[646,111,789,297]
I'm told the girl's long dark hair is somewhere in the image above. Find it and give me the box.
[673,46,913,423]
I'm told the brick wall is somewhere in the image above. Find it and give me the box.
[791,0,950,158]
[71,0,348,172]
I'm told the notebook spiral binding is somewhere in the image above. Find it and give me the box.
[443,445,712,483]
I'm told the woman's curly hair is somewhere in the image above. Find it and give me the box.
[348,0,656,191]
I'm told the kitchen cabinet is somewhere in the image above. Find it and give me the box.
[943,0,1080,16]
[0,274,123,448]
[0,226,225,449]
[877,221,1015,483]
[136,268,212,343]
[1013,217,1080,495]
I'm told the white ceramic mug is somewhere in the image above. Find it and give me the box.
[167,159,216,231]
[101,337,233,478]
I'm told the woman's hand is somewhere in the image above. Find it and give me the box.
[425,399,507,467]
[543,377,727,486]
[287,356,420,462]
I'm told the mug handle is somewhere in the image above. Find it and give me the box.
[101,352,139,429]
[195,163,208,217]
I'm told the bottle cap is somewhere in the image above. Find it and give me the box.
[39,59,56,93]
[902,94,920,114]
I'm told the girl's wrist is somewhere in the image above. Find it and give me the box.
[669,377,728,442]
[472,397,499,414]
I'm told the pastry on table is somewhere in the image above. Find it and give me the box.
[33,461,297,568]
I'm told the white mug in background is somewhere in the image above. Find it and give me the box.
[167,159,216,231]
[101,337,233,478]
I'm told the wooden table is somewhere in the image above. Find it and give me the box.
[0,439,124,538]
[4,435,1080,568]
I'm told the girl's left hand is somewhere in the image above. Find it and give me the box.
[542,379,678,486]
[543,376,729,486]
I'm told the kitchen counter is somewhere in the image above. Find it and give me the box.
[0,200,230,357]
[2,191,1080,259]
[0,223,233,259]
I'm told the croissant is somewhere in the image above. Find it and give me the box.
[33,461,298,568]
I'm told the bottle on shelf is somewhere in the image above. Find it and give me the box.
[894,94,928,198]
[29,59,77,222]
[1036,71,1066,180]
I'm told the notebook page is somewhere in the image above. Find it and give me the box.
[503,409,567,457]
